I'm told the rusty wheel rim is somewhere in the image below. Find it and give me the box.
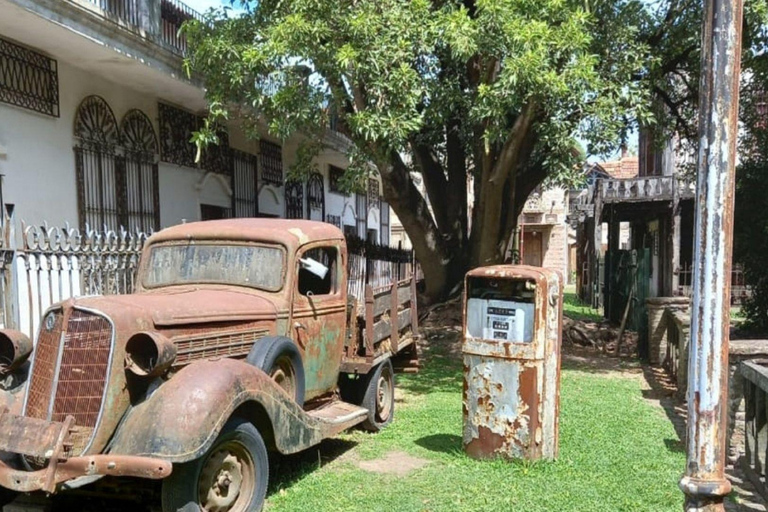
[271,355,297,401]
[375,366,393,422]
[198,441,255,512]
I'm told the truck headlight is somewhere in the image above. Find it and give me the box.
[0,329,33,375]
[125,332,176,377]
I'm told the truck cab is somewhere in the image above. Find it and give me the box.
[0,219,419,511]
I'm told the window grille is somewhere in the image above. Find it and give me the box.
[380,200,390,246]
[356,193,367,238]
[260,140,283,186]
[158,103,198,169]
[232,149,259,218]
[329,165,344,193]
[158,102,231,174]
[368,178,380,209]
[326,214,342,228]
[121,109,160,231]
[307,172,325,220]
[74,96,122,231]
[74,96,159,232]
[285,181,304,219]
[0,37,59,117]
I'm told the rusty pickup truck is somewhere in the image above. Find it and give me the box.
[0,219,419,511]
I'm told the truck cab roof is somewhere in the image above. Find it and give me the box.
[147,219,345,252]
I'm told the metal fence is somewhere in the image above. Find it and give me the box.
[0,220,147,338]
[346,235,419,302]
[0,219,417,338]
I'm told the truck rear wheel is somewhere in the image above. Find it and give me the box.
[246,336,305,406]
[161,418,269,512]
[360,359,395,432]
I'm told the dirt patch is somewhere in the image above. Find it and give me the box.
[356,451,430,477]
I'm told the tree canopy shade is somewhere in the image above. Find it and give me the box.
[183,0,767,302]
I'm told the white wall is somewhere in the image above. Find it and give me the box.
[0,39,388,242]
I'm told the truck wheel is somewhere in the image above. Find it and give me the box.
[361,359,395,432]
[162,418,269,512]
[246,336,305,406]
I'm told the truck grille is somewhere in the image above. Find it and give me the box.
[25,309,113,455]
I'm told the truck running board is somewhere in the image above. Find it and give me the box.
[307,401,368,438]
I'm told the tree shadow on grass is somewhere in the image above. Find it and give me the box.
[664,438,686,453]
[414,433,463,455]
[268,438,358,495]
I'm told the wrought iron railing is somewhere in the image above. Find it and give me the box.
[75,0,203,55]
[85,0,142,27]
[160,0,203,54]
[739,360,768,500]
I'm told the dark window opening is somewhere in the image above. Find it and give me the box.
[299,246,338,296]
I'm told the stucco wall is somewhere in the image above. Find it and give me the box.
[0,53,385,240]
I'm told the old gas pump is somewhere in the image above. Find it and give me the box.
[462,266,563,461]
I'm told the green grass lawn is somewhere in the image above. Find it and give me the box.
[564,290,604,323]
[265,343,685,511]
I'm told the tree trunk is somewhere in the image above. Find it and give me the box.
[376,153,463,303]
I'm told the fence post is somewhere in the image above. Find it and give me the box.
[0,207,19,331]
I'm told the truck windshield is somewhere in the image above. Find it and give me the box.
[143,243,285,291]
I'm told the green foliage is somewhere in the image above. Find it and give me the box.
[734,14,768,333]
[182,0,650,185]
[735,158,768,333]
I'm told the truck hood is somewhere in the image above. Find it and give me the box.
[74,288,279,327]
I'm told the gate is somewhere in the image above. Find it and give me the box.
[606,249,650,354]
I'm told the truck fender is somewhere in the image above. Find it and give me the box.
[108,359,325,463]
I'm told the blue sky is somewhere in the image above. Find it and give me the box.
[184,0,229,13]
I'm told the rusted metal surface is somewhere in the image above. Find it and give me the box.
[681,0,743,510]
[0,329,32,373]
[0,219,417,495]
[0,453,171,493]
[462,265,562,461]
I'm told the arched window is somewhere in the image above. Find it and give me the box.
[121,109,160,231]
[306,172,324,221]
[74,95,121,230]
[285,180,304,219]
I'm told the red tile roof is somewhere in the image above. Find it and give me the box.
[597,156,639,179]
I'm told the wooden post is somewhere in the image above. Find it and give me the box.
[364,285,374,359]
[410,277,419,337]
[390,281,399,352]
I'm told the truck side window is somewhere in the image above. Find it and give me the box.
[299,247,338,296]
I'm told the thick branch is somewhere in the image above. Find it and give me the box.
[410,140,450,233]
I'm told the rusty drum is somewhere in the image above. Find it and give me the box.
[462,265,563,461]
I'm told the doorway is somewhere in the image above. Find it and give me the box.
[522,230,543,267]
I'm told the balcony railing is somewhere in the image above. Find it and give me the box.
[160,0,202,54]
[76,0,203,55]
[86,0,142,27]
[598,176,696,204]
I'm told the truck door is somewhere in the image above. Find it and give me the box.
[292,242,347,400]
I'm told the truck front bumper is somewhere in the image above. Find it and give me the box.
[0,454,172,493]
[0,408,171,493]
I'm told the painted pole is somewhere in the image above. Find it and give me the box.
[680,0,743,510]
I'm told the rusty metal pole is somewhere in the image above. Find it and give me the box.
[680,0,743,510]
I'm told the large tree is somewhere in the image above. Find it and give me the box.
[183,0,765,302]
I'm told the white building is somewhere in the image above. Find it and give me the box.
[0,0,390,242]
